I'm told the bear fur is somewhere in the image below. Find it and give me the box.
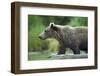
[39,23,88,55]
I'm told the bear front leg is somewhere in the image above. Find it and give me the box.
[71,47,80,54]
[58,46,66,55]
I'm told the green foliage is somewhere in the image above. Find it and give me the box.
[28,15,88,53]
[46,39,59,52]
[28,25,46,51]
[68,17,88,27]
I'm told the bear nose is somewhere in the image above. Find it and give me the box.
[38,36,42,39]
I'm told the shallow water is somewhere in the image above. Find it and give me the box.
[28,50,87,61]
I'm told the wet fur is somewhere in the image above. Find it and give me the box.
[39,23,88,55]
[55,26,88,54]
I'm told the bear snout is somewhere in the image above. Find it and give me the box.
[38,35,45,40]
[38,35,42,39]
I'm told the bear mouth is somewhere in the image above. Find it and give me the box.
[38,36,46,40]
[40,38,45,40]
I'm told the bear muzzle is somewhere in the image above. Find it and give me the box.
[38,35,42,39]
[38,35,46,40]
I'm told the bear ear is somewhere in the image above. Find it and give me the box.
[50,23,58,31]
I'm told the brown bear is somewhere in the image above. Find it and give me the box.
[39,23,88,55]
